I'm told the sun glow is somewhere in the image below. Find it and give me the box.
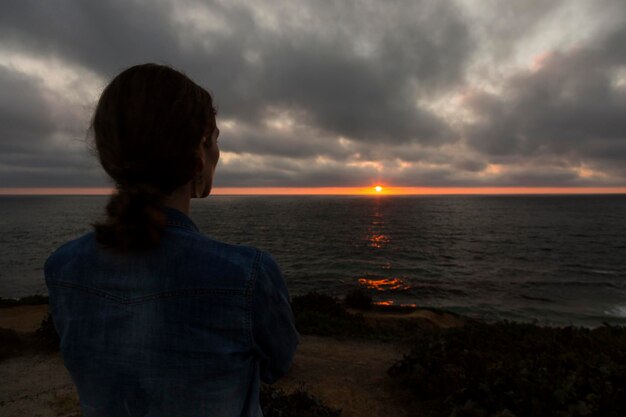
[2,187,626,196]
[375,186,383,193]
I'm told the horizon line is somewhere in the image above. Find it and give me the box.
[1,186,626,196]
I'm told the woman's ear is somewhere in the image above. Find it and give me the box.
[195,139,207,174]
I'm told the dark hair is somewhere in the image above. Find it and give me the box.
[90,63,216,252]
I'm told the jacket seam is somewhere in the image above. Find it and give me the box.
[46,280,245,305]
[245,250,263,349]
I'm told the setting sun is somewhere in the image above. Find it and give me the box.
[375,186,383,193]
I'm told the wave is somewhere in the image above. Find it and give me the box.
[521,280,625,289]
[519,294,553,303]
[561,264,623,276]
[589,269,622,276]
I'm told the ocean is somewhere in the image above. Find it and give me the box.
[1,194,625,328]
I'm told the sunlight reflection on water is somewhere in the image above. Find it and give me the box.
[358,277,411,291]
[3,194,626,327]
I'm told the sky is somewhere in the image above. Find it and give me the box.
[1,0,626,193]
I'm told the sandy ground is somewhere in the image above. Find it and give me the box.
[275,335,409,417]
[0,336,408,417]
[0,305,51,333]
[0,351,79,417]
[0,304,465,416]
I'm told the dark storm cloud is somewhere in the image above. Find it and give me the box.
[1,0,625,188]
[250,1,471,144]
[463,24,626,184]
[0,1,181,76]
[0,0,467,143]
[0,66,55,153]
[0,61,104,187]
[189,0,471,145]
[0,142,105,188]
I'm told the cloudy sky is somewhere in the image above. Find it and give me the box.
[1,0,626,191]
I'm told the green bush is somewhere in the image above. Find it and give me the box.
[291,292,348,318]
[388,321,626,417]
[291,292,374,338]
[261,385,341,417]
[36,312,60,351]
[344,288,373,311]
[291,291,437,341]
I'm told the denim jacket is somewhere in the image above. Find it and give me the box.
[45,206,299,417]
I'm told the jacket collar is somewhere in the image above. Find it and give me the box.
[163,206,200,233]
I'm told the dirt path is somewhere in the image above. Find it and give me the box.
[0,352,79,417]
[0,305,416,416]
[0,335,409,417]
[0,304,49,333]
[275,335,410,417]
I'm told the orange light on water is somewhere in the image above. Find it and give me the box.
[372,300,418,308]
[368,234,390,249]
[358,277,411,291]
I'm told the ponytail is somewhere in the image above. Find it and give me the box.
[92,183,167,252]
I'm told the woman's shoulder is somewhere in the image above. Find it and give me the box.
[179,230,284,286]
[164,209,265,260]
[166,227,260,263]
[44,231,96,279]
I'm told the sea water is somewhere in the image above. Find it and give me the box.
[1,194,625,328]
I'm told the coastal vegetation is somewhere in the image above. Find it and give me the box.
[2,293,626,416]
[292,291,626,417]
[291,291,374,338]
[291,290,468,341]
[261,385,341,417]
[388,320,626,417]
[343,287,373,310]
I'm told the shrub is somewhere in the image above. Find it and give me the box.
[344,288,373,310]
[261,385,341,417]
[291,291,435,341]
[291,292,348,318]
[291,292,374,338]
[388,321,626,417]
[36,312,60,351]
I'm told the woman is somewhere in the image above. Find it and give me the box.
[45,63,299,417]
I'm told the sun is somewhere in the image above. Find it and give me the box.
[374,186,383,193]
